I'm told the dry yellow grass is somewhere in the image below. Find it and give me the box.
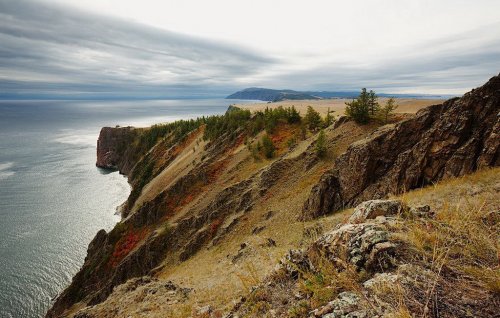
[236,98,443,116]
[387,167,500,316]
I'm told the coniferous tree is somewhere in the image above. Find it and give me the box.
[305,106,322,131]
[287,106,301,124]
[323,107,334,128]
[315,129,327,158]
[368,90,379,115]
[345,88,370,124]
[261,134,275,158]
[377,97,398,123]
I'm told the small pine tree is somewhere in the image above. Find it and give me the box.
[256,140,262,151]
[286,136,297,149]
[305,106,322,131]
[345,88,370,124]
[261,134,275,158]
[377,97,398,123]
[315,129,327,158]
[300,122,307,140]
[368,90,379,116]
[287,106,302,124]
[323,107,334,128]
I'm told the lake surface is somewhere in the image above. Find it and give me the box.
[0,99,248,318]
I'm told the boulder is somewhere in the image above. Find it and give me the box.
[312,222,395,271]
[347,200,406,224]
[314,292,369,318]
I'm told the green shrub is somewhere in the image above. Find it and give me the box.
[305,106,322,131]
[315,130,327,158]
[345,88,384,124]
[300,122,307,140]
[261,134,275,159]
[377,97,398,123]
[323,107,334,128]
[287,136,297,149]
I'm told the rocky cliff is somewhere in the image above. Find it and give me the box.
[47,74,499,318]
[96,126,139,174]
[301,73,500,220]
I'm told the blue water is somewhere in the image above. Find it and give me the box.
[0,99,246,318]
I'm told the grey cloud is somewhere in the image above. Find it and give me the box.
[262,23,500,94]
[0,0,275,98]
[0,0,499,98]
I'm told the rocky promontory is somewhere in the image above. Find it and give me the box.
[96,126,139,174]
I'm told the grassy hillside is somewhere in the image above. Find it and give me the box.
[50,74,500,318]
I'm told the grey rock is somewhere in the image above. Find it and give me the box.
[348,200,406,224]
[313,292,367,318]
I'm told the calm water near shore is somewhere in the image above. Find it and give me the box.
[0,99,249,318]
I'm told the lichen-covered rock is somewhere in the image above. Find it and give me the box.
[196,305,213,316]
[362,272,400,291]
[275,249,312,278]
[347,200,406,224]
[314,292,369,318]
[312,222,396,271]
[409,204,434,218]
[73,277,191,318]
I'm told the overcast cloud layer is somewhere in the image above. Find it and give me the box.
[1,0,499,98]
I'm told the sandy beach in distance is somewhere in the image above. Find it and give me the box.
[234,98,445,116]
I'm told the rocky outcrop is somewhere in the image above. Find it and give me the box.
[233,199,405,317]
[347,199,405,224]
[72,278,192,318]
[301,73,500,220]
[96,126,138,174]
[233,198,498,318]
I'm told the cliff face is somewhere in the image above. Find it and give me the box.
[301,73,500,220]
[96,126,139,174]
[48,125,269,317]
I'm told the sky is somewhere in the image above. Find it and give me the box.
[1,0,499,98]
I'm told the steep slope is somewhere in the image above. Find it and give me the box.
[47,112,384,317]
[302,73,500,220]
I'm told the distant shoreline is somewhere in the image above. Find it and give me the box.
[234,97,445,116]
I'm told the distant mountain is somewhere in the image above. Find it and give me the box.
[226,87,455,101]
[226,88,321,102]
